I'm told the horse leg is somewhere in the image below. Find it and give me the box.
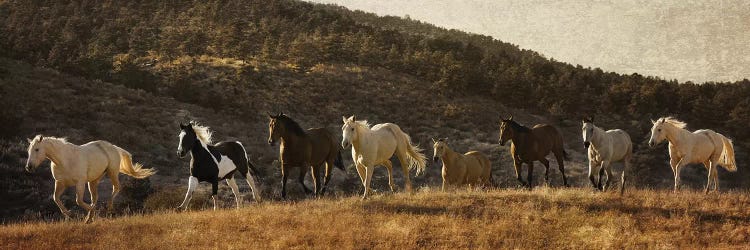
[107,170,121,213]
[178,176,198,211]
[226,177,241,208]
[671,157,686,193]
[621,156,630,196]
[596,161,606,191]
[540,158,551,186]
[383,161,396,192]
[53,181,71,220]
[320,161,333,195]
[211,181,219,211]
[588,160,599,190]
[244,172,262,202]
[555,153,569,187]
[87,179,101,222]
[74,182,94,223]
[704,161,712,194]
[362,165,375,200]
[513,159,527,187]
[712,164,719,191]
[280,164,288,199]
[526,162,534,190]
[398,156,413,193]
[298,165,312,195]
[310,165,321,197]
[603,161,613,191]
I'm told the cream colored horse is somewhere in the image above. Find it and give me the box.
[432,138,492,191]
[341,116,427,199]
[648,117,737,193]
[25,135,156,223]
[582,118,632,195]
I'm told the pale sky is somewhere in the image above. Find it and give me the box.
[309,0,750,83]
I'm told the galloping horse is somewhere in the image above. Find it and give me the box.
[341,116,426,199]
[176,122,261,210]
[268,113,344,198]
[498,115,569,189]
[582,117,632,194]
[25,135,156,223]
[432,138,492,191]
[648,117,737,193]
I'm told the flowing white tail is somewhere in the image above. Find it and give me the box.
[117,147,156,178]
[719,135,737,172]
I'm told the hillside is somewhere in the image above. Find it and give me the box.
[0,0,749,223]
[2,188,749,249]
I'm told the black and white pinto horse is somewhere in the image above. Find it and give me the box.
[176,122,261,210]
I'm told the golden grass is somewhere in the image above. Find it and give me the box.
[2,188,749,249]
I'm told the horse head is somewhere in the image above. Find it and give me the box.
[498,115,514,146]
[25,135,45,172]
[177,123,197,158]
[341,115,358,149]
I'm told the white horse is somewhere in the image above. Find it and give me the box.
[648,117,737,193]
[25,135,156,223]
[581,117,632,195]
[341,116,427,199]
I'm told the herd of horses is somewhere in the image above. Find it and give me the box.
[23,114,738,223]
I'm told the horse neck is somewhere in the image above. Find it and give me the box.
[590,126,607,147]
[42,139,72,168]
[441,146,460,166]
[190,138,215,162]
[351,126,370,152]
[509,128,530,146]
[280,127,306,147]
[665,125,691,146]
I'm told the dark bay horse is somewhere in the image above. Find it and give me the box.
[268,113,344,198]
[498,115,569,188]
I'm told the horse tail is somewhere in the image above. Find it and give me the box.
[334,150,345,171]
[718,134,737,172]
[116,147,156,179]
[388,125,427,175]
[247,159,260,176]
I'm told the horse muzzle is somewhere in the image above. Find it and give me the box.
[433,157,439,163]
[177,151,187,158]
[342,141,351,149]
[24,164,33,173]
[583,141,590,149]
[268,140,275,146]
[499,141,505,146]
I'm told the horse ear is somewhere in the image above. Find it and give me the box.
[443,137,449,141]
[267,112,273,118]
[351,115,356,121]
[431,138,437,143]
[650,119,656,124]
[508,115,513,121]
[27,138,33,143]
[279,112,284,116]
[342,116,348,123]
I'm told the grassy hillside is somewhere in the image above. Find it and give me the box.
[0,0,748,223]
[2,188,749,249]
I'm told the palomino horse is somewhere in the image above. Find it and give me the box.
[432,138,492,191]
[582,117,632,195]
[176,122,261,211]
[498,115,569,189]
[341,116,426,199]
[268,113,344,198]
[648,117,737,193]
[25,135,155,223]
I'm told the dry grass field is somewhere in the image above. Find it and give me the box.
[2,188,749,249]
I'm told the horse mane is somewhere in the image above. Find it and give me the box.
[190,122,214,144]
[354,120,371,129]
[507,120,531,133]
[28,135,69,151]
[657,117,687,129]
[277,115,307,136]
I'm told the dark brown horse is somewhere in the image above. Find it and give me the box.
[268,112,344,198]
[498,115,569,188]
